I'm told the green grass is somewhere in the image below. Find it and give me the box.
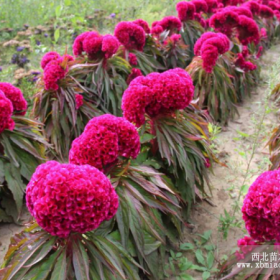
[0,0,178,30]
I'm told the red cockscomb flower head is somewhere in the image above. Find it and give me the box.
[69,114,140,169]
[82,31,103,60]
[127,68,143,85]
[170,34,182,44]
[121,80,153,127]
[43,59,68,91]
[75,94,83,110]
[159,16,182,33]
[151,24,164,35]
[26,161,119,238]
[259,4,274,18]
[268,1,280,11]
[122,69,194,126]
[0,91,14,134]
[205,0,218,13]
[194,32,230,73]
[194,32,230,55]
[194,32,218,55]
[235,53,257,71]
[237,15,260,45]
[72,31,91,56]
[176,1,196,21]
[242,170,280,242]
[0,83,27,115]
[192,0,208,13]
[101,35,120,59]
[129,53,138,65]
[133,19,150,34]
[114,21,146,51]
[82,114,140,160]
[235,236,258,260]
[225,6,253,18]
[209,9,240,36]
[41,51,61,69]
[243,1,260,15]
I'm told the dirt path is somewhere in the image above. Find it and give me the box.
[183,43,280,266]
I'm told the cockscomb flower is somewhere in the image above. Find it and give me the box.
[82,31,103,59]
[158,16,182,33]
[209,9,240,36]
[127,68,143,85]
[43,59,68,91]
[259,4,274,18]
[26,161,119,238]
[72,31,91,56]
[69,114,140,170]
[133,19,150,34]
[101,35,120,59]
[122,68,194,127]
[0,91,14,134]
[194,32,230,72]
[41,51,61,69]
[192,0,208,13]
[268,1,280,11]
[73,32,119,59]
[114,21,146,51]
[205,0,218,13]
[176,1,196,21]
[0,83,27,115]
[75,94,84,110]
[237,15,259,45]
[235,53,257,71]
[242,170,280,242]
[243,1,260,15]
[129,53,138,65]
[151,24,164,35]
[235,236,258,260]
[194,32,218,55]
[225,6,253,18]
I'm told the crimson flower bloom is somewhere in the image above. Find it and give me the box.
[69,114,140,170]
[114,21,146,51]
[0,91,14,134]
[26,161,119,238]
[122,68,194,126]
[0,83,27,115]
[242,170,280,242]
[176,1,196,21]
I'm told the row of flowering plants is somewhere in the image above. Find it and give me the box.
[2,0,280,279]
[0,83,48,222]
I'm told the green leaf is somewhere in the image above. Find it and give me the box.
[202,271,211,280]
[72,240,90,280]
[50,249,67,280]
[180,243,194,251]
[140,134,155,144]
[195,250,205,266]
[54,29,60,43]
[206,251,214,269]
